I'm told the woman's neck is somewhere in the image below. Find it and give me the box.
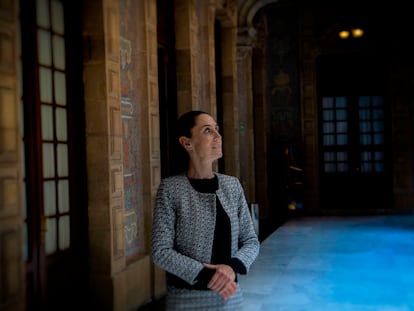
[186,164,214,179]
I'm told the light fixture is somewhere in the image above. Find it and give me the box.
[338,28,364,39]
[351,28,364,38]
[338,30,350,39]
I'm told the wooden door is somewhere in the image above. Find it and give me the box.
[317,54,393,212]
[20,0,88,309]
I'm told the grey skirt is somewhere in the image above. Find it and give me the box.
[165,284,244,311]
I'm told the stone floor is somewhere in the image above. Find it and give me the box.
[239,214,414,311]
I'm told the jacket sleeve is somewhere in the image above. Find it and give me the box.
[151,179,204,285]
[232,178,260,273]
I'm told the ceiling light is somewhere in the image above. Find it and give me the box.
[338,30,350,39]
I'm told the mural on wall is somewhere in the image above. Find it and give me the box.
[120,0,144,261]
[267,4,300,143]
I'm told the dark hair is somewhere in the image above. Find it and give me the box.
[171,110,209,175]
[175,110,209,140]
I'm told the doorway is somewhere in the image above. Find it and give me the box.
[20,0,88,309]
[317,53,393,212]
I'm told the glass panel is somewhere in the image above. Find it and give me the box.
[58,180,70,213]
[42,143,55,177]
[54,72,66,106]
[323,110,334,121]
[59,215,70,250]
[336,121,347,133]
[39,67,53,103]
[57,144,68,176]
[337,152,347,161]
[373,109,383,119]
[323,122,334,133]
[37,30,52,66]
[359,121,370,132]
[41,105,53,140]
[359,109,370,120]
[51,0,65,34]
[358,96,370,107]
[43,180,56,216]
[335,96,347,108]
[336,109,347,120]
[55,108,67,140]
[323,134,335,145]
[361,151,372,161]
[322,97,334,108]
[373,121,384,132]
[36,0,50,28]
[374,134,384,145]
[53,35,65,70]
[337,134,347,145]
[45,218,57,255]
[360,134,371,145]
[324,152,335,161]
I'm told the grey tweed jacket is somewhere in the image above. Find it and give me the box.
[151,173,260,286]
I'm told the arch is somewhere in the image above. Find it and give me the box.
[238,0,279,28]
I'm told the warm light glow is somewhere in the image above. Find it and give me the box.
[338,30,350,39]
[352,28,364,38]
[338,28,364,39]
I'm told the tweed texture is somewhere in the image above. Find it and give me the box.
[165,284,244,310]
[151,173,260,286]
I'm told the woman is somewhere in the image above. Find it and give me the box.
[151,110,260,310]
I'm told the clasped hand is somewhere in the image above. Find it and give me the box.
[203,263,237,300]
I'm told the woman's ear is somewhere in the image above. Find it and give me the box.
[179,136,192,150]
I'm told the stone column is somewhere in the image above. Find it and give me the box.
[236,27,256,202]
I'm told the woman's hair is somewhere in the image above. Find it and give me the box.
[175,110,208,139]
[171,110,209,175]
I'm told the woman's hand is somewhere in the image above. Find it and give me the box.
[203,263,237,300]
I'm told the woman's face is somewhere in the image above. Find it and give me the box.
[183,113,222,162]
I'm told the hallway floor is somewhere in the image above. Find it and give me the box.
[239,214,414,311]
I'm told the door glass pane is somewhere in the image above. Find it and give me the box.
[41,105,53,140]
[374,134,384,145]
[335,96,346,107]
[39,67,53,103]
[58,180,69,213]
[337,134,347,144]
[53,35,65,70]
[57,144,68,176]
[322,97,334,108]
[336,121,347,132]
[360,134,371,145]
[38,30,52,66]
[373,121,384,131]
[43,180,56,216]
[51,0,64,34]
[42,143,55,177]
[59,215,70,250]
[323,110,334,120]
[45,218,57,255]
[335,109,346,120]
[36,0,50,28]
[54,72,66,106]
[55,108,67,140]
[359,108,370,119]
